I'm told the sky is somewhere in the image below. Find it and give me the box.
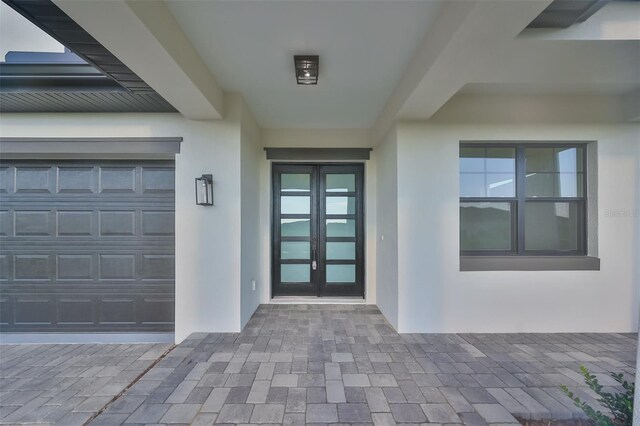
[0,2,64,61]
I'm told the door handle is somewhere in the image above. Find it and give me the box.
[311,238,317,270]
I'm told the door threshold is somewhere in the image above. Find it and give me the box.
[271,296,366,305]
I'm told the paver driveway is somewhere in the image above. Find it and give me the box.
[0,342,171,425]
[89,304,637,425]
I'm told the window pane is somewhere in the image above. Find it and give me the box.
[525,202,581,251]
[526,147,584,173]
[459,147,485,172]
[526,172,583,197]
[281,242,310,260]
[460,202,512,251]
[281,174,310,192]
[326,242,355,260]
[326,174,355,192]
[487,174,515,197]
[460,173,486,197]
[281,264,310,282]
[281,196,310,214]
[326,264,355,283]
[486,148,516,173]
[326,219,355,237]
[281,218,310,237]
[326,197,355,215]
[460,147,515,198]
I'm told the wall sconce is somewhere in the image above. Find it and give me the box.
[195,174,213,206]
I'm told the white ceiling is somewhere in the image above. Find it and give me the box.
[460,81,640,96]
[166,0,443,128]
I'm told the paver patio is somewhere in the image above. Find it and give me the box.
[0,342,171,425]
[0,305,637,425]
[93,304,636,425]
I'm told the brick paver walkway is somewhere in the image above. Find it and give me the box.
[89,305,637,425]
[0,343,171,425]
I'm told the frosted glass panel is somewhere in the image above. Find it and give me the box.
[326,265,355,283]
[281,174,310,192]
[281,242,310,259]
[281,218,310,237]
[326,197,355,215]
[326,242,355,260]
[281,264,310,282]
[326,219,355,237]
[326,174,355,192]
[281,196,310,214]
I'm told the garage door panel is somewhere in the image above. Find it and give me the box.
[57,166,96,194]
[15,297,53,324]
[0,297,11,325]
[99,166,136,193]
[142,211,174,236]
[58,298,94,324]
[14,255,52,280]
[99,211,136,236]
[15,210,53,236]
[100,298,136,324]
[0,168,11,194]
[142,167,174,193]
[141,255,175,280]
[15,167,52,193]
[140,297,174,324]
[0,255,8,281]
[99,254,136,280]
[0,160,174,332]
[57,210,94,236]
[0,211,9,237]
[57,255,94,280]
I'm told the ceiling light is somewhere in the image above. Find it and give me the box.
[294,55,318,85]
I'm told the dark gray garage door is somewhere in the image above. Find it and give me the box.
[0,160,175,332]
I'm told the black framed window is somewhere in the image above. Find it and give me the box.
[460,143,587,256]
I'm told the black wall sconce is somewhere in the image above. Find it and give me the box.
[195,174,213,206]
[294,55,319,85]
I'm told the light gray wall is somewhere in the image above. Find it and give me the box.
[240,100,263,328]
[395,120,640,333]
[375,126,398,328]
[0,99,249,343]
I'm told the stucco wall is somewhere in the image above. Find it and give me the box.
[375,126,399,328]
[395,121,640,333]
[240,101,263,328]
[0,95,249,342]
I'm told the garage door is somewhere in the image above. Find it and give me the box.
[0,160,175,332]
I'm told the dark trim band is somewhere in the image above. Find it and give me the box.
[265,148,372,161]
[0,137,182,159]
[460,256,600,271]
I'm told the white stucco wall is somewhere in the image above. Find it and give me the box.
[240,101,263,328]
[375,127,399,328]
[394,120,639,333]
[0,95,251,343]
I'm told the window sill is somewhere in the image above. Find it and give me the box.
[460,256,600,271]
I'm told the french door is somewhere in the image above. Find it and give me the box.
[272,163,364,297]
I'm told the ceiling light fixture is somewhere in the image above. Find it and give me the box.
[294,55,319,85]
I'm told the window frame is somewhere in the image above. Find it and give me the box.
[460,142,588,257]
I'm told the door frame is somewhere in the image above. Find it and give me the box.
[271,162,365,298]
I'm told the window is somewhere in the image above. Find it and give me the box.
[460,143,586,255]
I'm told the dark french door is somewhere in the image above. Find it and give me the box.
[272,164,364,297]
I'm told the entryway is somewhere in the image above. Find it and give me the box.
[272,163,364,298]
